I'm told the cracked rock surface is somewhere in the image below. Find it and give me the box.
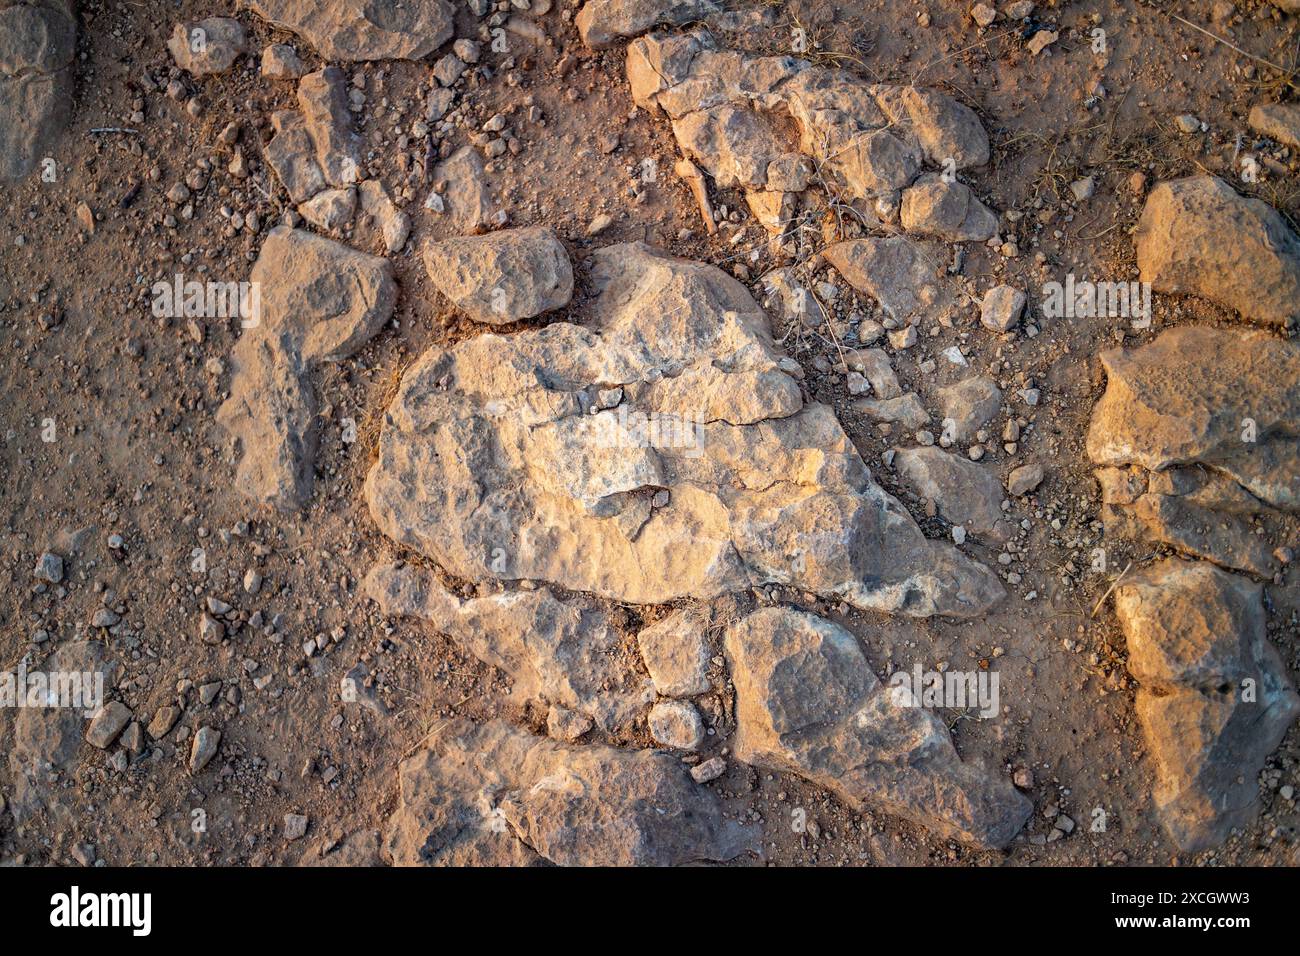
[366,240,1002,618]
[216,226,396,510]
[0,0,76,180]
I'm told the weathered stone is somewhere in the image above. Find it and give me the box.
[34,551,63,583]
[367,242,1003,618]
[900,175,998,242]
[0,0,76,180]
[938,376,1001,443]
[147,705,180,740]
[167,17,247,76]
[577,0,719,49]
[365,562,651,732]
[216,227,397,510]
[1249,101,1300,150]
[423,225,573,325]
[358,179,411,253]
[546,705,593,742]
[261,43,306,79]
[824,238,954,327]
[298,186,356,233]
[85,701,132,749]
[1114,559,1300,851]
[8,641,116,823]
[627,30,988,231]
[242,0,454,62]
[1086,327,1300,513]
[648,699,705,750]
[298,67,360,188]
[894,447,1008,541]
[266,110,327,203]
[385,718,755,866]
[725,608,1031,848]
[189,726,221,773]
[429,147,495,235]
[637,608,712,697]
[1006,462,1044,497]
[845,347,901,399]
[1136,175,1300,329]
[980,284,1025,333]
[853,393,929,430]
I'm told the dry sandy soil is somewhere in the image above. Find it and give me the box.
[2,0,1300,867]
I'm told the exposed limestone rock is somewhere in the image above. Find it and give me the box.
[894,447,1009,541]
[242,0,454,62]
[266,111,326,203]
[824,237,955,327]
[853,393,929,430]
[365,562,651,732]
[423,226,573,324]
[576,0,719,49]
[386,718,755,866]
[0,0,76,181]
[725,608,1031,848]
[637,607,712,697]
[1248,101,1300,150]
[938,376,1001,443]
[167,17,248,77]
[1087,327,1300,577]
[216,227,396,510]
[298,67,360,188]
[358,179,411,254]
[648,699,705,749]
[7,641,117,824]
[900,175,998,242]
[1135,175,1300,329]
[1114,559,1300,851]
[845,347,901,399]
[266,70,360,212]
[367,242,1003,618]
[428,147,495,234]
[627,30,989,237]
[298,185,356,233]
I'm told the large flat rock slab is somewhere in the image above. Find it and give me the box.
[366,241,1002,618]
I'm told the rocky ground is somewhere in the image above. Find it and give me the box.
[2,0,1300,867]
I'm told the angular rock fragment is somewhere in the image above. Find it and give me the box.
[242,0,454,62]
[298,67,360,188]
[627,30,989,238]
[0,0,76,180]
[365,562,651,732]
[266,70,360,212]
[853,394,929,430]
[900,176,998,242]
[938,376,1001,443]
[428,146,495,234]
[266,111,327,203]
[358,179,410,254]
[167,17,248,77]
[386,718,755,866]
[298,185,356,233]
[216,227,397,510]
[1087,326,1300,576]
[366,242,1003,618]
[824,237,954,327]
[85,701,132,749]
[980,284,1025,333]
[1135,175,1300,329]
[894,447,1009,541]
[725,608,1031,848]
[423,225,573,324]
[577,0,719,49]
[261,43,306,79]
[1114,559,1300,851]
